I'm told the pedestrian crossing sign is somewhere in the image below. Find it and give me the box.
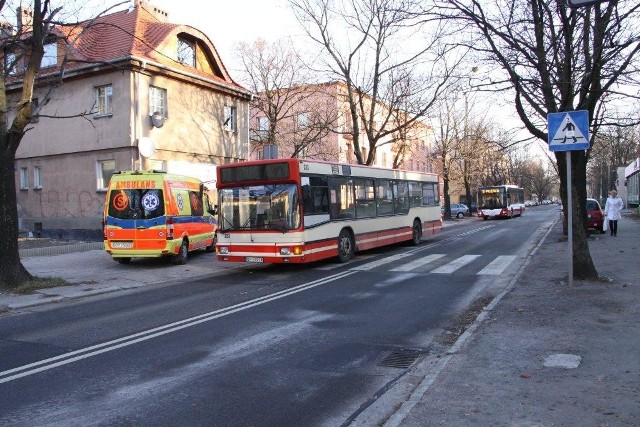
[547,110,590,152]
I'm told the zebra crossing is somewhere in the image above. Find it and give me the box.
[315,225,518,275]
[318,253,518,276]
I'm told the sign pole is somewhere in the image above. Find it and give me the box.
[566,151,573,286]
[547,110,589,287]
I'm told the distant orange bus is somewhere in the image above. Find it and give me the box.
[103,170,217,264]
[215,159,441,264]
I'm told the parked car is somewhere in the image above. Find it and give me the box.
[586,198,605,233]
[441,203,470,219]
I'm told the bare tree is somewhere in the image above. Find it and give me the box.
[0,1,126,289]
[236,38,338,160]
[453,94,495,212]
[516,159,558,202]
[290,0,460,166]
[433,0,640,279]
[1,1,61,288]
[432,96,464,219]
[587,121,638,201]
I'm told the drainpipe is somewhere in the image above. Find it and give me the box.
[133,60,146,170]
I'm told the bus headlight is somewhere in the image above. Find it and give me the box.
[218,246,229,254]
[280,247,303,256]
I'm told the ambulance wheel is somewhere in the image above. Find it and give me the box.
[206,234,216,253]
[173,240,188,264]
[337,229,354,263]
[116,257,131,264]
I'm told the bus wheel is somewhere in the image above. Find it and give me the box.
[337,229,354,263]
[173,240,189,265]
[410,220,422,246]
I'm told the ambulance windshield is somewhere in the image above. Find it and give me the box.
[107,189,165,220]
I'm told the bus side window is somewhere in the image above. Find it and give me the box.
[302,185,313,214]
[303,184,330,215]
[315,187,330,213]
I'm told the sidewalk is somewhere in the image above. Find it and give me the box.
[1,242,232,310]
[358,210,640,426]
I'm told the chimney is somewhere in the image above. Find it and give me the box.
[0,21,14,38]
[16,7,33,32]
[136,1,169,22]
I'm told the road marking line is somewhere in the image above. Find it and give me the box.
[390,254,446,272]
[349,253,411,271]
[430,255,480,274]
[477,255,517,275]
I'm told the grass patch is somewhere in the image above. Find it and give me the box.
[12,277,70,294]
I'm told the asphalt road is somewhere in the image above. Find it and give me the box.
[0,207,557,426]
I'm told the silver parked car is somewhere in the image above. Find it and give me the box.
[441,203,470,219]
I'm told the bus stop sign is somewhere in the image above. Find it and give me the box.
[547,110,590,152]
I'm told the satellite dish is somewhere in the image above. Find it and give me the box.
[151,111,165,128]
[138,137,156,158]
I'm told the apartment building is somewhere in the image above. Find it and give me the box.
[9,1,252,234]
[249,81,439,178]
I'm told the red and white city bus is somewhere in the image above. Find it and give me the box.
[215,159,441,264]
[477,184,526,219]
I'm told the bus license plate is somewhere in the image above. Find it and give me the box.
[245,256,264,263]
[112,241,133,249]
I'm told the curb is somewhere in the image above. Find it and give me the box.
[19,242,103,257]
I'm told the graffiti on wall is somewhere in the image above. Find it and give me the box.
[20,189,105,218]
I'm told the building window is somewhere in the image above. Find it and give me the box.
[20,167,29,190]
[177,38,195,67]
[254,116,269,141]
[297,112,309,129]
[33,166,42,189]
[149,86,168,117]
[5,52,18,76]
[257,116,269,131]
[41,42,57,68]
[224,106,237,132]
[95,84,113,116]
[97,160,115,191]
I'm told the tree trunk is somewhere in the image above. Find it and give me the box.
[557,150,598,280]
[442,156,451,219]
[0,140,32,289]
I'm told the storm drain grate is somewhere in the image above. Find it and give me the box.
[378,348,425,369]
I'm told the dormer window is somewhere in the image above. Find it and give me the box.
[5,52,18,75]
[177,38,195,67]
[41,42,57,68]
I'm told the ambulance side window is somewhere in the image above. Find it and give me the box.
[189,191,204,216]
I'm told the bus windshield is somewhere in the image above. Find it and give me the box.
[218,184,300,232]
[478,188,505,209]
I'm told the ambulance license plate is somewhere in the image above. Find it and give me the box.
[245,256,264,263]
[112,241,133,249]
